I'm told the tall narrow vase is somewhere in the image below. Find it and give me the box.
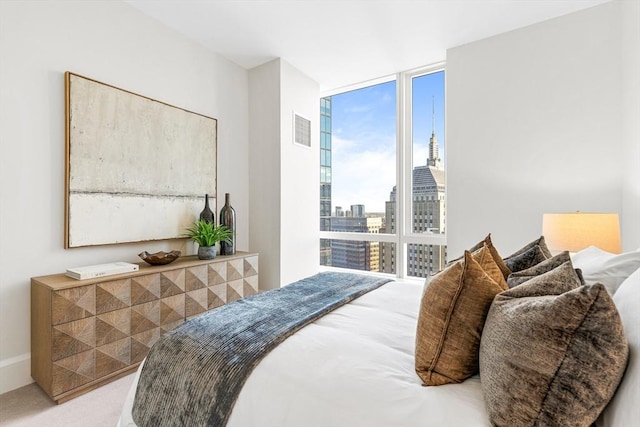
[199,194,215,224]
[219,193,236,255]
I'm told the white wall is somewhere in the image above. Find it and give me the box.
[248,60,282,289]
[621,0,640,251]
[446,1,637,256]
[248,59,320,289]
[279,61,320,285]
[0,0,249,393]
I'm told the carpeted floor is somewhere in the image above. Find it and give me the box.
[0,373,135,427]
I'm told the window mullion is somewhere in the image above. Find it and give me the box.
[396,72,407,279]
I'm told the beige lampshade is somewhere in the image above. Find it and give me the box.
[542,212,621,254]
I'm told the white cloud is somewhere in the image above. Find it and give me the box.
[331,135,396,213]
[413,143,429,168]
[330,137,441,214]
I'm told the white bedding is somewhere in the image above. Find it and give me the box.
[119,279,490,427]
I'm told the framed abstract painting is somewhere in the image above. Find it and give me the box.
[64,72,217,248]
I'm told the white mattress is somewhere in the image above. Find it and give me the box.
[119,279,490,427]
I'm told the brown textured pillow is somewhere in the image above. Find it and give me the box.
[448,234,511,279]
[480,262,628,427]
[469,234,511,280]
[415,247,506,386]
[506,251,571,287]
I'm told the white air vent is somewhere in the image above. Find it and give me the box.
[293,112,311,147]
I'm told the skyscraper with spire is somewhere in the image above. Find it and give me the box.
[427,96,441,169]
[382,98,446,276]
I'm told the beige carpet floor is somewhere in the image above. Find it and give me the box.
[0,373,136,427]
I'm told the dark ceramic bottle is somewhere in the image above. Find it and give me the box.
[219,193,236,255]
[199,194,215,224]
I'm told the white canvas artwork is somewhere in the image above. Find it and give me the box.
[65,72,217,247]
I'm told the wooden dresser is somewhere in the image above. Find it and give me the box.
[31,252,259,403]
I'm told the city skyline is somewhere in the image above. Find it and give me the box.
[330,72,445,213]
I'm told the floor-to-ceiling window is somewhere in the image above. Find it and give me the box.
[320,97,333,267]
[319,64,446,279]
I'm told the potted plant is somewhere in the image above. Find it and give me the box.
[184,219,233,260]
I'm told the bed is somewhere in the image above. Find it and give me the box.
[118,239,640,427]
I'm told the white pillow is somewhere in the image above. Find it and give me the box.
[597,266,640,426]
[571,246,640,294]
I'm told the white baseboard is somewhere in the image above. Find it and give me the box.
[0,353,33,395]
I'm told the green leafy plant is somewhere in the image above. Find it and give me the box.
[184,219,233,247]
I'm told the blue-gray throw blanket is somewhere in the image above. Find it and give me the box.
[131,271,392,427]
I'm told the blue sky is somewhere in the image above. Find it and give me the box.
[329,71,445,213]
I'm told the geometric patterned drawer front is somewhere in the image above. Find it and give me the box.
[96,279,130,315]
[208,262,227,286]
[208,284,227,310]
[32,252,258,402]
[227,280,244,303]
[160,269,185,298]
[52,317,95,361]
[96,337,130,378]
[186,288,208,318]
[185,265,207,292]
[243,275,259,296]
[96,307,130,347]
[130,300,160,335]
[52,285,95,325]
[131,274,160,305]
[160,294,185,327]
[244,256,259,277]
[52,349,95,396]
[227,259,244,282]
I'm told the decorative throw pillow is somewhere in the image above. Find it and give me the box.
[506,251,571,287]
[502,236,551,273]
[467,234,511,279]
[572,246,640,295]
[598,267,640,427]
[447,234,511,279]
[505,235,553,259]
[415,247,506,386]
[480,262,628,427]
[472,245,508,292]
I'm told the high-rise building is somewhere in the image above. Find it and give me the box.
[320,97,332,265]
[382,102,446,277]
[329,208,382,272]
[350,204,365,218]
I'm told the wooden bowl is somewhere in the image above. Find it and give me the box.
[138,250,181,266]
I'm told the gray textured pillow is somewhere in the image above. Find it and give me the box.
[480,262,628,427]
[505,236,552,259]
[502,236,552,273]
[506,251,571,287]
[503,244,548,273]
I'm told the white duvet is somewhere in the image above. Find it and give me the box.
[119,279,490,427]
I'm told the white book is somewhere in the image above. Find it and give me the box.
[65,262,139,280]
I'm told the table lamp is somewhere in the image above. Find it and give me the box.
[542,212,621,254]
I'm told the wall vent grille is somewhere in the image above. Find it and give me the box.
[294,113,311,147]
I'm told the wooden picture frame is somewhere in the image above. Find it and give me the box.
[64,72,217,248]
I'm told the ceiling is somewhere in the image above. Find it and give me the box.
[126,0,611,91]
